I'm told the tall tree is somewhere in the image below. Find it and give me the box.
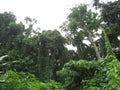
[0,12,25,49]
[0,12,16,48]
[101,0,120,48]
[36,30,69,80]
[97,0,120,59]
[61,4,101,60]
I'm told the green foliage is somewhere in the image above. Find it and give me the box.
[36,30,69,80]
[0,12,70,80]
[58,54,120,90]
[0,70,63,90]
[84,56,119,90]
[58,26,119,90]
[0,53,63,90]
[61,4,101,60]
[102,27,116,57]
[100,0,120,59]
[57,60,98,90]
[0,1,119,89]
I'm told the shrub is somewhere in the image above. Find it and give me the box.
[0,70,63,90]
[58,55,120,90]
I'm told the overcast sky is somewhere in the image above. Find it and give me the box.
[0,0,95,30]
[0,0,115,30]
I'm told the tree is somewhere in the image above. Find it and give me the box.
[0,12,16,48]
[101,0,120,48]
[58,28,119,90]
[61,4,101,60]
[24,17,37,37]
[96,0,120,59]
[36,30,69,80]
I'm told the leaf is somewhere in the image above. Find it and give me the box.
[0,55,8,61]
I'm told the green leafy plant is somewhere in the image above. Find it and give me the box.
[0,70,64,90]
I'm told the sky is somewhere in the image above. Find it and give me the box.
[0,0,94,30]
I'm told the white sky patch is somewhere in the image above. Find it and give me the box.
[65,44,77,51]
[82,40,91,45]
[0,0,92,30]
[118,36,120,40]
[0,0,115,30]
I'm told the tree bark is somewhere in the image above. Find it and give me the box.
[87,31,101,60]
[83,27,101,60]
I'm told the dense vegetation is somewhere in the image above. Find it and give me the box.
[0,0,120,90]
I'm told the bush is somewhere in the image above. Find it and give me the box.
[0,70,63,90]
[58,55,120,90]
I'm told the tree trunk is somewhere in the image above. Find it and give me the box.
[83,27,101,60]
[87,31,101,60]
